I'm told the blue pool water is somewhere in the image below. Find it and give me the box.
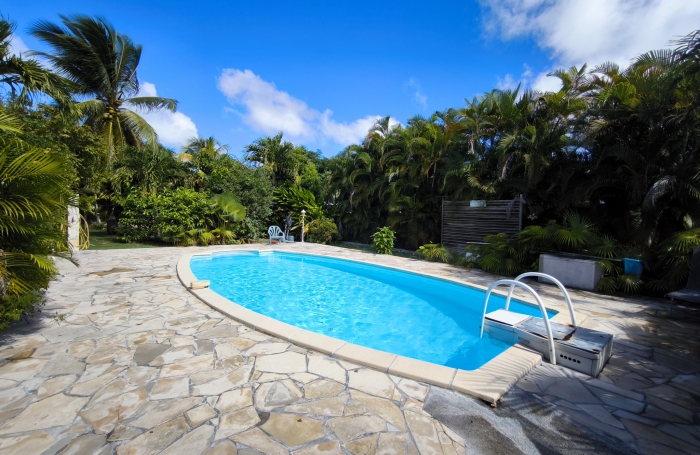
[190,251,556,370]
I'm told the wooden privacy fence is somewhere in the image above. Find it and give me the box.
[441,197,523,252]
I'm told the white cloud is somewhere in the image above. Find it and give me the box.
[482,0,700,91]
[131,82,198,148]
[319,112,380,145]
[217,69,315,138]
[217,69,397,147]
[405,78,428,109]
[496,74,517,91]
[8,35,29,56]
[496,65,537,91]
[531,70,565,93]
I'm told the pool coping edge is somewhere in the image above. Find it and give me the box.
[176,245,547,404]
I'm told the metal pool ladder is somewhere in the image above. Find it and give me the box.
[479,273,613,376]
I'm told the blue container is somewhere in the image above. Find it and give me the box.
[622,258,643,277]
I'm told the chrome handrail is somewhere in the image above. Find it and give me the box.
[479,279,557,365]
[509,272,577,327]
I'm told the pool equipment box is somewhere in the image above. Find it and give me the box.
[539,254,603,291]
[483,309,613,377]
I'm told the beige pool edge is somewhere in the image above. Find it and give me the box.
[176,245,567,404]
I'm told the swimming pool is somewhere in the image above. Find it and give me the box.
[190,251,556,370]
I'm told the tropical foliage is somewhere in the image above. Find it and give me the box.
[0,14,181,329]
[0,18,70,105]
[319,32,700,294]
[306,218,340,245]
[116,188,210,243]
[0,136,73,329]
[4,5,700,338]
[30,15,177,161]
[416,244,451,262]
[371,227,396,255]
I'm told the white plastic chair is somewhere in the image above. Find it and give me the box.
[268,226,286,244]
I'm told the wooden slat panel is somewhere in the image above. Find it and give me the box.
[441,198,522,251]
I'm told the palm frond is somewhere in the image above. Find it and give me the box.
[127,96,177,112]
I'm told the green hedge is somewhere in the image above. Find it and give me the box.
[117,188,210,243]
[307,217,340,244]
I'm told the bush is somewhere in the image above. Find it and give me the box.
[0,135,73,332]
[209,159,273,239]
[117,188,210,243]
[469,233,532,276]
[371,227,395,254]
[416,244,451,262]
[307,218,340,244]
[0,292,44,331]
[468,214,677,294]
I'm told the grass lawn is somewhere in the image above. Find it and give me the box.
[88,230,170,250]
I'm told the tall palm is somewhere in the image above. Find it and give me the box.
[244,133,296,185]
[180,136,229,188]
[182,136,229,160]
[29,15,177,162]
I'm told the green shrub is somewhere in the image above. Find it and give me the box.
[307,217,340,244]
[117,188,210,243]
[416,244,451,262]
[0,136,73,331]
[371,227,395,254]
[470,233,533,275]
[470,213,623,278]
[0,292,44,331]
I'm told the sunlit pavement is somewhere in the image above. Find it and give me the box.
[0,244,698,454]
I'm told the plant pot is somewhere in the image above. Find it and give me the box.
[470,200,487,207]
[622,258,643,277]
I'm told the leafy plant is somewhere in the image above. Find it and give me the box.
[274,185,324,220]
[0,292,44,331]
[617,274,645,294]
[207,192,246,244]
[0,136,74,329]
[0,18,71,105]
[416,244,450,262]
[470,233,532,275]
[371,227,395,254]
[116,188,210,243]
[647,228,700,292]
[306,217,339,244]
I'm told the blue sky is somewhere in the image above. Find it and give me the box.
[4,1,700,157]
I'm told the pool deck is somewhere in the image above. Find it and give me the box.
[0,243,698,454]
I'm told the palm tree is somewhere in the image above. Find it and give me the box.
[179,136,230,190]
[111,145,190,196]
[0,17,70,106]
[244,133,296,185]
[29,15,177,162]
[208,193,246,245]
[182,136,229,160]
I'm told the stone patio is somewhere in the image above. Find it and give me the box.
[0,244,698,454]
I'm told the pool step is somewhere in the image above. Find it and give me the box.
[479,273,614,377]
[484,309,613,377]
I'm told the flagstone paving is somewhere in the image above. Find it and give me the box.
[0,243,698,454]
